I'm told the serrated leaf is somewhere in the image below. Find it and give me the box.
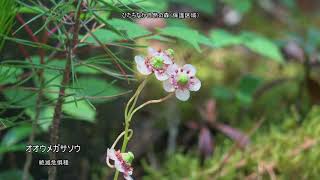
[159,27,201,52]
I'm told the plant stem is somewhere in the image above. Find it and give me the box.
[113,88,173,180]
[48,2,82,179]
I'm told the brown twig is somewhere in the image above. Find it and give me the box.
[48,2,82,179]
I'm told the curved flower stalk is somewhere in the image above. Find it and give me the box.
[163,64,201,101]
[135,47,174,80]
[106,130,134,180]
[110,47,201,180]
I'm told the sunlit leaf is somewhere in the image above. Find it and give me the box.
[159,27,201,52]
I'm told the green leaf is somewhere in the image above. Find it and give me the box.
[209,29,242,47]
[212,86,234,101]
[0,66,23,85]
[209,30,284,62]
[170,0,216,14]
[125,0,168,11]
[76,77,124,103]
[85,29,122,44]
[1,125,31,146]
[0,0,16,52]
[75,64,104,74]
[25,107,54,131]
[198,34,215,47]
[3,88,36,106]
[108,18,151,39]
[159,27,201,52]
[39,59,96,122]
[223,0,252,13]
[0,143,27,154]
[145,35,173,42]
[240,32,284,63]
[0,169,33,180]
[17,6,44,14]
[236,74,262,104]
[63,97,96,121]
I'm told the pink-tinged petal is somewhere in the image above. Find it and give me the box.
[107,149,117,160]
[114,160,126,173]
[135,56,151,75]
[148,47,158,56]
[162,54,173,64]
[183,64,196,76]
[175,89,190,101]
[163,80,175,92]
[134,55,144,64]
[124,175,133,180]
[166,64,179,75]
[155,71,169,81]
[189,78,201,91]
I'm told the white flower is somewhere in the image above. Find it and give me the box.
[107,148,134,180]
[163,64,201,101]
[134,47,174,81]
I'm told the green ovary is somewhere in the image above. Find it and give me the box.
[166,48,174,56]
[122,151,134,164]
[177,74,189,85]
[151,56,164,68]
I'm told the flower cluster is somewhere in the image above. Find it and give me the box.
[135,47,201,101]
[107,148,134,180]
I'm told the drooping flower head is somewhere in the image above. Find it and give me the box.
[135,47,174,81]
[163,64,201,101]
[107,148,134,180]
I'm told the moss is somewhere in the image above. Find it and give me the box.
[143,106,320,179]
